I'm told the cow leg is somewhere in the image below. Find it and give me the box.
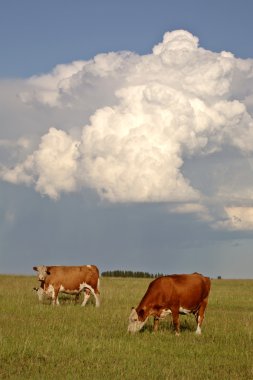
[81,288,91,306]
[171,308,180,335]
[153,317,159,332]
[52,288,60,306]
[81,285,100,307]
[93,290,100,307]
[195,298,208,335]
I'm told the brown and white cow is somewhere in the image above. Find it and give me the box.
[33,265,100,307]
[33,284,81,303]
[128,273,211,335]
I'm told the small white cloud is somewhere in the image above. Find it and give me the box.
[0,156,34,185]
[169,203,212,221]
[216,207,253,230]
[0,137,31,149]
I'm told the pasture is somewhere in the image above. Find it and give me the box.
[0,275,253,379]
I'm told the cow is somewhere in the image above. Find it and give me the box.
[128,273,211,335]
[33,285,45,302]
[33,265,100,307]
[33,284,81,303]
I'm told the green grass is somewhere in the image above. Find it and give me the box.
[0,275,253,379]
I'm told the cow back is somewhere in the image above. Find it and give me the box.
[138,273,210,313]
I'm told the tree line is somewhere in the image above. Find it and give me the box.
[101,270,164,278]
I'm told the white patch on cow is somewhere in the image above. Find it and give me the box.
[45,284,55,297]
[195,315,202,335]
[79,282,88,292]
[44,284,59,305]
[179,307,191,315]
[160,309,172,319]
[86,265,92,268]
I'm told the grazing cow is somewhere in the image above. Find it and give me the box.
[33,284,81,303]
[33,285,45,301]
[33,265,100,307]
[128,273,211,335]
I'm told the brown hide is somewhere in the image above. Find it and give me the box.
[133,273,211,334]
[43,265,99,293]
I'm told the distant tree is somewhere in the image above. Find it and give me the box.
[101,270,161,278]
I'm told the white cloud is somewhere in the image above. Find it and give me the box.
[80,86,200,202]
[33,128,80,199]
[169,203,212,222]
[0,137,30,149]
[1,128,80,200]
[0,157,34,186]
[1,30,253,229]
[216,207,253,230]
[20,61,87,107]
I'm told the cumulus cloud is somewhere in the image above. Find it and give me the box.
[1,29,253,229]
[20,61,87,107]
[0,128,80,199]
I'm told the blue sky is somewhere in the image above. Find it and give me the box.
[1,0,253,78]
[1,0,253,278]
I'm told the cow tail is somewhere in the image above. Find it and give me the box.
[97,277,100,293]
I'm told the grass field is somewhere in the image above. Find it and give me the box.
[0,275,253,379]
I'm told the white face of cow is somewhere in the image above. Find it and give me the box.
[34,287,45,301]
[127,308,147,333]
[33,265,49,281]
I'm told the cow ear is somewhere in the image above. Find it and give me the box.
[33,266,38,271]
[46,270,51,275]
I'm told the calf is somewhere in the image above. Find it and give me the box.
[128,273,211,335]
[33,265,100,307]
[33,284,81,303]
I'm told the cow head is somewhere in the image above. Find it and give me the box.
[33,265,50,281]
[33,286,45,301]
[127,307,147,333]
